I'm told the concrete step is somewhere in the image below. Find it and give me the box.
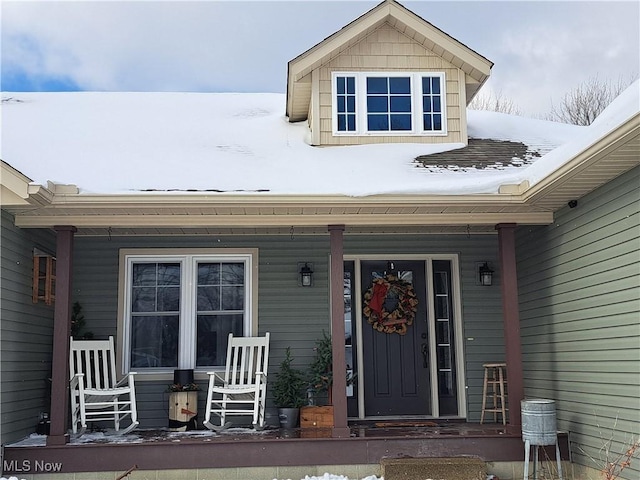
[381,456,487,480]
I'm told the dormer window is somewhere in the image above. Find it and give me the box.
[333,72,446,136]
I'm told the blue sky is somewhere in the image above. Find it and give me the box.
[2,0,639,116]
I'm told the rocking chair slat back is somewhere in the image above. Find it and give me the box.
[69,336,139,435]
[70,337,117,389]
[225,334,270,386]
[204,332,270,431]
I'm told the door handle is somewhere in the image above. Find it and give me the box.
[421,343,428,368]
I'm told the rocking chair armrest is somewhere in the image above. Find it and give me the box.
[70,373,84,389]
[115,371,137,388]
[206,371,225,381]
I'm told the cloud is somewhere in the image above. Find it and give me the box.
[2,0,638,117]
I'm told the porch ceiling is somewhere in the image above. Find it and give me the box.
[10,194,553,236]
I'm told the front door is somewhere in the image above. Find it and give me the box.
[361,260,430,416]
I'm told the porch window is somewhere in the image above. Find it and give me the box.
[122,252,253,372]
[333,71,446,135]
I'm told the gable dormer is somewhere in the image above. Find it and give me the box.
[286,0,493,146]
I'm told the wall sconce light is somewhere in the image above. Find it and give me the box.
[478,262,494,286]
[299,263,314,287]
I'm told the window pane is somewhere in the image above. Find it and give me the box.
[221,263,244,284]
[367,96,388,113]
[338,115,346,131]
[132,264,157,286]
[434,272,448,294]
[368,114,389,131]
[131,287,156,312]
[436,296,449,319]
[389,77,410,94]
[436,321,450,344]
[437,345,451,369]
[198,263,219,285]
[390,114,411,130]
[439,371,453,395]
[424,115,432,130]
[434,114,442,130]
[157,286,180,312]
[158,264,180,285]
[337,77,345,95]
[131,262,181,313]
[431,77,441,94]
[197,285,220,311]
[346,77,355,94]
[390,96,411,112]
[433,96,441,113]
[222,285,244,310]
[131,315,179,368]
[423,97,432,113]
[346,96,355,113]
[347,114,356,131]
[422,77,431,94]
[196,314,244,366]
[367,77,388,94]
[337,96,345,113]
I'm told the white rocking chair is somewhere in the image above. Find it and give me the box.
[204,332,270,431]
[69,336,138,435]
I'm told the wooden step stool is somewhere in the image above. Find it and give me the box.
[480,362,508,424]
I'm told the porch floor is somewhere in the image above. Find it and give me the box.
[2,420,570,478]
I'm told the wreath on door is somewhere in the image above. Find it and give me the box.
[363,275,418,335]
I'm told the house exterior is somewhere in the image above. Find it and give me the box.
[1,0,638,478]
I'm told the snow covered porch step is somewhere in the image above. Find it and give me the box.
[381,456,486,480]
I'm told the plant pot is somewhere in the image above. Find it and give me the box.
[277,407,300,428]
[300,405,334,428]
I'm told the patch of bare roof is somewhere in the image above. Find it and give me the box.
[414,138,542,172]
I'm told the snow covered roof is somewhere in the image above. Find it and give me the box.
[1,81,638,234]
[0,91,605,196]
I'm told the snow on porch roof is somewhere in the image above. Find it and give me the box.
[0,82,637,198]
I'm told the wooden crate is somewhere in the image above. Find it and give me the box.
[300,406,334,428]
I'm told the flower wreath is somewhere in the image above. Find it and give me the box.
[363,275,418,335]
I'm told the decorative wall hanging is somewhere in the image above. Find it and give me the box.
[363,275,418,335]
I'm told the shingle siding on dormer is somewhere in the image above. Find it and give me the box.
[313,22,465,146]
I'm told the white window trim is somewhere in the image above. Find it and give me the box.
[117,248,258,380]
[332,71,447,137]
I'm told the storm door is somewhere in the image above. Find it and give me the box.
[361,260,430,416]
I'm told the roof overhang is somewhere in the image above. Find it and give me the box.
[6,191,552,236]
[286,0,493,122]
[4,106,637,238]
[523,112,640,209]
[1,161,54,208]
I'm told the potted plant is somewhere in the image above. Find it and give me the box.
[308,331,334,405]
[272,347,306,428]
[301,331,355,429]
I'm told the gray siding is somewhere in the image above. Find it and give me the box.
[73,233,503,426]
[516,166,640,480]
[0,210,56,445]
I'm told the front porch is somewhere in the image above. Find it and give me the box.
[2,421,570,479]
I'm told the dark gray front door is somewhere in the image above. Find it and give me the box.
[361,260,431,416]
